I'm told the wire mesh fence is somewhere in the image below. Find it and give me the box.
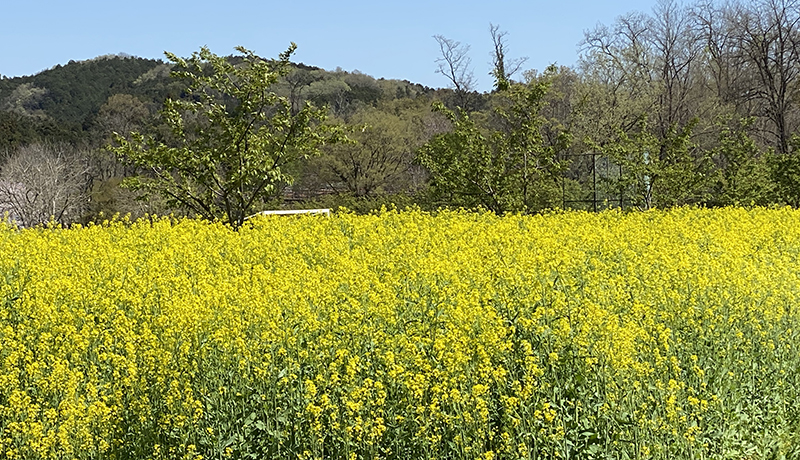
[561,152,627,211]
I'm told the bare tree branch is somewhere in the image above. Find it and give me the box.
[489,23,528,91]
[433,35,477,110]
[0,144,90,227]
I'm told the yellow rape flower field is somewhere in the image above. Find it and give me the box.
[2,207,800,459]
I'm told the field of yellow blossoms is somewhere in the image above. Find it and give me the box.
[1,207,800,459]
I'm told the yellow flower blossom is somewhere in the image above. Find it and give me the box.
[0,208,799,458]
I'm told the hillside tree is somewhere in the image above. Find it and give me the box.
[112,44,341,228]
[418,76,570,213]
[302,102,430,197]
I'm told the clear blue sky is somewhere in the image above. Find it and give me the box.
[3,0,659,92]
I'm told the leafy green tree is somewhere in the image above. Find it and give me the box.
[709,117,776,206]
[94,94,151,142]
[598,117,712,209]
[112,45,341,228]
[89,94,153,182]
[1,83,48,118]
[418,79,569,213]
[301,102,429,197]
[301,69,383,117]
[771,135,800,206]
[0,111,39,152]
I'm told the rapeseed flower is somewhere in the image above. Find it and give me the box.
[1,208,800,458]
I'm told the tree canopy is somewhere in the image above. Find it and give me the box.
[112,45,342,228]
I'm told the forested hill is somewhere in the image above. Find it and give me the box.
[0,54,444,150]
[0,56,168,146]
[0,56,164,124]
